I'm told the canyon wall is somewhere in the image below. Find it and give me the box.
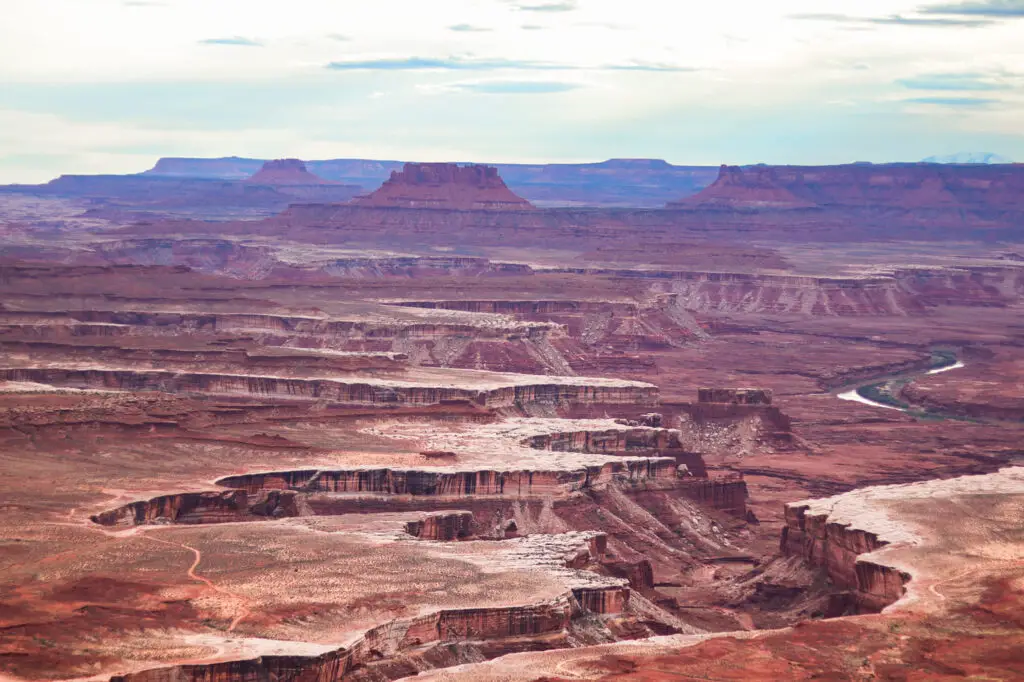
[0,367,658,409]
[219,460,679,498]
[781,503,909,613]
[108,534,628,682]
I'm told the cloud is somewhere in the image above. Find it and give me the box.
[123,1,167,6]
[603,62,698,72]
[511,1,579,11]
[905,96,999,105]
[791,12,994,27]
[870,14,994,25]
[449,24,492,32]
[326,33,351,42]
[198,37,263,47]
[520,24,545,30]
[326,56,566,71]
[919,0,1024,17]
[325,55,693,72]
[448,80,581,94]
[897,73,1011,90]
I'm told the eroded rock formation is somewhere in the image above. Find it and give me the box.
[353,163,534,211]
[698,388,773,405]
[245,159,336,186]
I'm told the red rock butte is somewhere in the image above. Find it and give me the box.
[245,158,337,185]
[353,162,535,210]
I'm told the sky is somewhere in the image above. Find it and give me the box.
[1,0,1023,182]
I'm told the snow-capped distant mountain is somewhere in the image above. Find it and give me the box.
[922,152,1014,164]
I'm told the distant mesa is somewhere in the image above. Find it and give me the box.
[672,165,816,209]
[671,162,1024,211]
[245,158,337,186]
[352,162,535,211]
[144,156,264,179]
[922,152,1014,165]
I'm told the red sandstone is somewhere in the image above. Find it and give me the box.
[352,162,534,210]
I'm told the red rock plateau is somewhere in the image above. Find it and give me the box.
[679,163,1024,211]
[0,158,1022,681]
[352,163,534,211]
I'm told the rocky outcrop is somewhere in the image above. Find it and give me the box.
[601,559,655,591]
[353,163,534,211]
[698,388,772,406]
[90,490,250,527]
[678,476,750,518]
[91,489,300,527]
[405,511,474,540]
[781,503,909,613]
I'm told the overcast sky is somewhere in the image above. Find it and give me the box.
[1,0,1022,181]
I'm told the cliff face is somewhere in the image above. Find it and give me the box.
[405,511,474,540]
[91,489,300,527]
[90,490,250,527]
[0,367,657,409]
[677,163,1024,211]
[108,533,629,682]
[677,476,750,518]
[781,503,910,613]
[219,460,678,499]
[353,163,534,211]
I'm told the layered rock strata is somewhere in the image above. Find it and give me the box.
[107,532,633,682]
[780,468,1024,613]
[405,511,475,540]
[0,367,657,408]
[353,163,534,211]
[675,163,1024,211]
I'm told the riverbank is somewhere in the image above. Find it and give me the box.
[837,351,967,416]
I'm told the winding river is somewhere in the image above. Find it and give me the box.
[837,354,965,413]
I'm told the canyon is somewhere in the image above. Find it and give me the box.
[0,159,1021,681]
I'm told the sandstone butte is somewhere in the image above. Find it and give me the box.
[351,162,535,210]
[244,158,339,186]
[0,157,1022,682]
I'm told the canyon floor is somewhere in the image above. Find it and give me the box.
[1,167,1023,681]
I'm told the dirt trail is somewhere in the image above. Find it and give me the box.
[143,533,251,632]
